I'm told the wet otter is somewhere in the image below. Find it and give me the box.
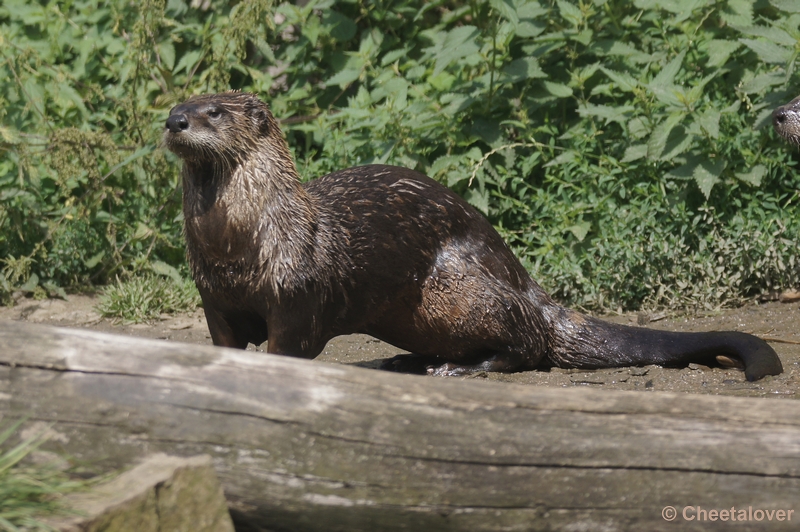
[164,92,782,381]
[774,95,800,145]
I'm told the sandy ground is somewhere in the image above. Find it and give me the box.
[1,294,798,400]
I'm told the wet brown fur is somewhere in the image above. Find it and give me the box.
[774,95,800,146]
[163,92,783,380]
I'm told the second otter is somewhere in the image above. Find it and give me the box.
[164,92,782,381]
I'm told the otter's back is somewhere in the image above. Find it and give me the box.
[304,164,533,292]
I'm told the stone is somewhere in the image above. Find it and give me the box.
[43,454,234,532]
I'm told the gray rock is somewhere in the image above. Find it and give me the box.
[43,454,234,532]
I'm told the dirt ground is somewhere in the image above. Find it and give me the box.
[2,294,799,400]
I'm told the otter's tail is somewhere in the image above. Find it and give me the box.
[546,309,782,381]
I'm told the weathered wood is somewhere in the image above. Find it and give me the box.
[1,319,798,531]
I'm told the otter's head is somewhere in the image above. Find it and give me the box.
[163,92,277,162]
[773,95,800,146]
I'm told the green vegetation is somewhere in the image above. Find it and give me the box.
[0,421,79,531]
[97,271,201,323]
[1,0,799,312]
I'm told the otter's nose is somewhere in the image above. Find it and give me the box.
[166,114,190,133]
[773,107,787,127]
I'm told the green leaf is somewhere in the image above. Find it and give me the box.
[174,50,202,75]
[739,38,792,64]
[599,66,638,92]
[433,26,481,75]
[557,0,583,26]
[515,20,546,38]
[621,144,648,163]
[0,126,21,144]
[734,25,797,47]
[132,222,153,241]
[43,281,68,300]
[19,273,39,293]
[735,165,767,186]
[597,41,654,63]
[705,40,741,68]
[542,81,573,98]
[84,251,105,269]
[651,50,686,88]
[502,57,546,83]
[150,260,183,283]
[647,112,686,160]
[740,72,786,94]
[721,0,753,26]
[326,67,362,88]
[693,159,726,199]
[322,11,357,42]
[694,109,721,139]
[381,47,410,66]
[464,187,489,215]
[771,0,800,12]
[578,103,634,127]
[660,127,694,161]
[544,150,577,167]
[566,221,591,242]
[159,41,176,70]
[490,0,518,24]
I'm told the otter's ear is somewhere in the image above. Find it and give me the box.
[247,105,272,136]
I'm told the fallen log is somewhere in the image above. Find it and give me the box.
[0,319,798,531]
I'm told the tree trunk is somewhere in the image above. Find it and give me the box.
[1,320,798,531]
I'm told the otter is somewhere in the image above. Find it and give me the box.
[163,92,782,381]
[774,95,800,145]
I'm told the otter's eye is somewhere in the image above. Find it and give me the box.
[207,107,222,119]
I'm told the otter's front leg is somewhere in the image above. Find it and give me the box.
[199,291,250,349]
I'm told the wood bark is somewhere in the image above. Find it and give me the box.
[1,319,798,531]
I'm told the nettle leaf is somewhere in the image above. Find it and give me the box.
[660,127,694,161]
[621,144,648,163]
[322,11,357,42]
[432,26,481,75]
[739,38,792,64]
[512,0,548,37]
[490,0,519,24]
[326,54,367,87]
[557,0,583,26]
[544,150,577,167]
[597,41,655,63]
[158,41,176,70]
[542,81,573,98]
[735,165,767,186]
[664,156,701,180]
[694,109,721,139]
[647,111,686,160]
[566,221,591,242]
[740,72,785,94]
[578,103,634,127]
[0,126,21,144]
[174,50,202,75]
[599,66,638,92]
[721,0,753,26]
[502,57,546,83]
[651,50,686,88]
[735,25,797,47]
[693,159,727,199]
[771,0,800,12]
[705,40,741,68]
[515,20,546,38]
[84,251,105,269]
[464,187,489,215]
[381,47,410,66]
